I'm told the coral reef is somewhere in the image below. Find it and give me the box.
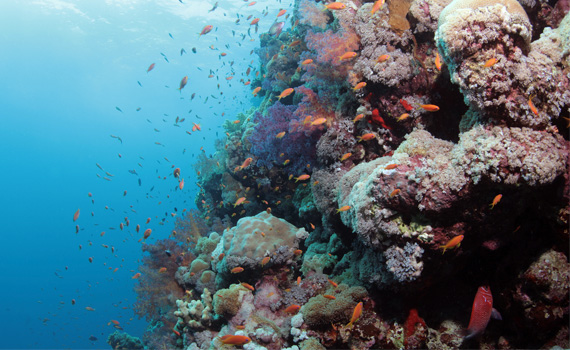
[129,0,570,349]
[106,331,144,350]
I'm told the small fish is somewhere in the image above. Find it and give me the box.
[483,57,497,68]
[158,267,167,273]
[358,133,375,142]
[301,59,313,65]
[293,249,302,256]
[115,106,123,113]
[295,174,310,182]
[353,114,364,123]
[346,302,363,328]
[338,51,357,61]
[250,18,260,25]
[278,88,294,100]
[219,335,251,346]
[234,197,246,207]
[276,131,286,139]
[385,164,398,170]
[179,76,188,91]
[435,52,442,71]
[132,272,141,279]
[389,189,401,198]
[528,95,538,116]
[337,205,350,213]
[284,304,301,314]
[179,178,185,190]
[252,86,262,96]
[340,153,352,161]
[353,82,367,91]
[241,282,254,291]
[376,54,390,63]
[85,306,95,311]
[231,267,244,274]
[199,25,213,36]
[261,256,270,266]
[311,117,327,126]
[73,209,80,222]
[440,234,464,254]
[323,295,336,300]
[489,194,502,209]
[370,0,385,14]
[327,279,338,288]
[420,104,439,112]
[208,2,218,12]
[143,228,151,240]
[324,2,346,10]
[277,9,287,17]
[397,113,410,122]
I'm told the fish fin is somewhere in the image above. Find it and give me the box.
[491,308,502,320]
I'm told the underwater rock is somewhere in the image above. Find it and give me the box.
[106,330,144,350]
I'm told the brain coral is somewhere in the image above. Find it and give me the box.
[212,212,308,283]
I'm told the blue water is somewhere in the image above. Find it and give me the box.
[0,0,290,348]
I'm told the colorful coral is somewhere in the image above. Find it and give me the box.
[127,1,570,349]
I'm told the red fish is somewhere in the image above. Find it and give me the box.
[370,109,391,130]
[400,99,414,112]
[73,209,80,222]
[465,286,501,339]
[146,63,155,73]
[219,335,251,345]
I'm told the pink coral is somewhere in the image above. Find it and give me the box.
[305,29,360,66]
[298,0,330,29]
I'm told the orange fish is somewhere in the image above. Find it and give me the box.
[358,133,375,142]
[276,131,286,139]
[241,282,255,291]
[278,88,294,100]
[528,95,538,115]
[293,249,303,256]
[340,153,352,161]
[250,18,260,25]
[325,2,346,10]
[353,82,367,90]
[111,320,120,325]
[336,205,350,213]
[370,0,385,14]
[284,304,301,314]
[385,164,398,170]
[199,25,213,36]
[158,267,167,273]
[327,278,338,288]
[240,157,253,170]
[376,54,390,63]
[277,9,287,17]
[143,228,151,240]
[420,104,439,112]
[73,209,80,222]
[397,113,409,121]
[234,197,246,207]
[261,256,271,266]
[346,302,363,328]
[353,114,364,123]
[297,276,301,285]
[483,57,497,67]
[440,234,464,254]
[219,335,251,346]
[85,306,95,311]
[179,178,185,190]
[146,217,151,224]
[135,224,140,233]
[295,174,310,182]
[301,58,313,65]
[173,329,181,336]
[192,122,201,131]
[435,52,442,71]
[338,51,357,60]
[236,325,246,330]
[389,189,401,198]
[489,194,502,209]
[252,86,262,96]
[146,63,155,73]
[323,295,336,300]
[283,159,290,166]
[311,117,327,126]
[231,267,244,274]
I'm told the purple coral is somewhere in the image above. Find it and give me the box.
[249,101,318,175]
